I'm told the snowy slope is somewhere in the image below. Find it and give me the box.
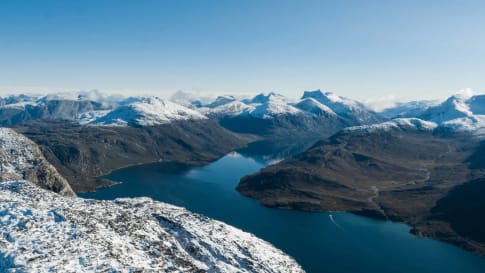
[420,95,473,123]
[92,97,207,126]
[301,90,381,124]
[0,181,304,273]
[0,128,75,196]
[200,101,255,118]
[379,100,438,119]
[293,98,337,117]
[247,100,302,119]
[344,118,438,134]
[201,92,302,119]
[206,95,237,108]
[244,92,294,105]
[419,94,485,134]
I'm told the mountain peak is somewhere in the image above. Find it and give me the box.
[92,96,207,126]
[249,92,287,104]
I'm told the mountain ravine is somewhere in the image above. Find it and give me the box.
[237,119,485,256]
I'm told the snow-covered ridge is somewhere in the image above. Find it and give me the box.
[91,97,207,126]
[344,118,438,134]
[0,181,304,273]
[419,94,485,135]
[379,100,439,119]
[0,128,74,196]
[197,90,377,122]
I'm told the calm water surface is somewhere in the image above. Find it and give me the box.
[80,152,485,273]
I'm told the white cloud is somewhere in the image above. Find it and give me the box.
[363,95,402,111]
[454,88,475,99]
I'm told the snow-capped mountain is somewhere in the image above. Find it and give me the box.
[0,128,75,196]
[200,91,369,138]
[205,95,237,108]
[0,181,303,273]
[301,90,382,124]
[200,101,255,118]
[243,92,294,105]
[379,100,439,119]
[0,94,39,109]
[41,90,124,108]
[344,118,438,134]
[0,93,112,126]
[199,92,301,119]
[245,93,301,119]
[420,94,485,134]
[293,97,337,117]
[91,97,207,126]
[420,94,473,123]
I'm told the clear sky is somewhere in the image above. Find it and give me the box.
[0,0,484,103]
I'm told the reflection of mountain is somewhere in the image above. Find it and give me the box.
[236,138,321,164]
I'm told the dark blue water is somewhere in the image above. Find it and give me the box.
[80,153,485,273]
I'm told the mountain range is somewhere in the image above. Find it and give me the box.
[2,88,485,261]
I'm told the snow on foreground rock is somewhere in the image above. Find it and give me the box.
[0,128,75,196]
[0,181,304,273]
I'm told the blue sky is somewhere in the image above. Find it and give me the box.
[0,0,484,102]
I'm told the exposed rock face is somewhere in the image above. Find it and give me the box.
[0,181,304,273]
[14,120,249,192]
[0,127,75,196]
[237,120,485,256]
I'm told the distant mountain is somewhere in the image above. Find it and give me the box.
[379,100,438,119]
[293,97,337,117]
[0,94,111,126]
[301,90,383,124]
[91,97,207,127]
[420,94,485,134]
[205,95,237,108]
[202,91,371,139]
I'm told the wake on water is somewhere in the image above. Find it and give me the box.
[329,214,344,231]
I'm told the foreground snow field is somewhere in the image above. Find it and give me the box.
[0,181,304,273]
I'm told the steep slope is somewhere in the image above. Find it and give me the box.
[92,97,207,126]
[238,119,485,255]
[0,180,304,273]
[14,120,248,192]
[0,128,75,196]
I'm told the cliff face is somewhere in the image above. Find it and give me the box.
[0,181,304,273]
[0,127,75,196]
